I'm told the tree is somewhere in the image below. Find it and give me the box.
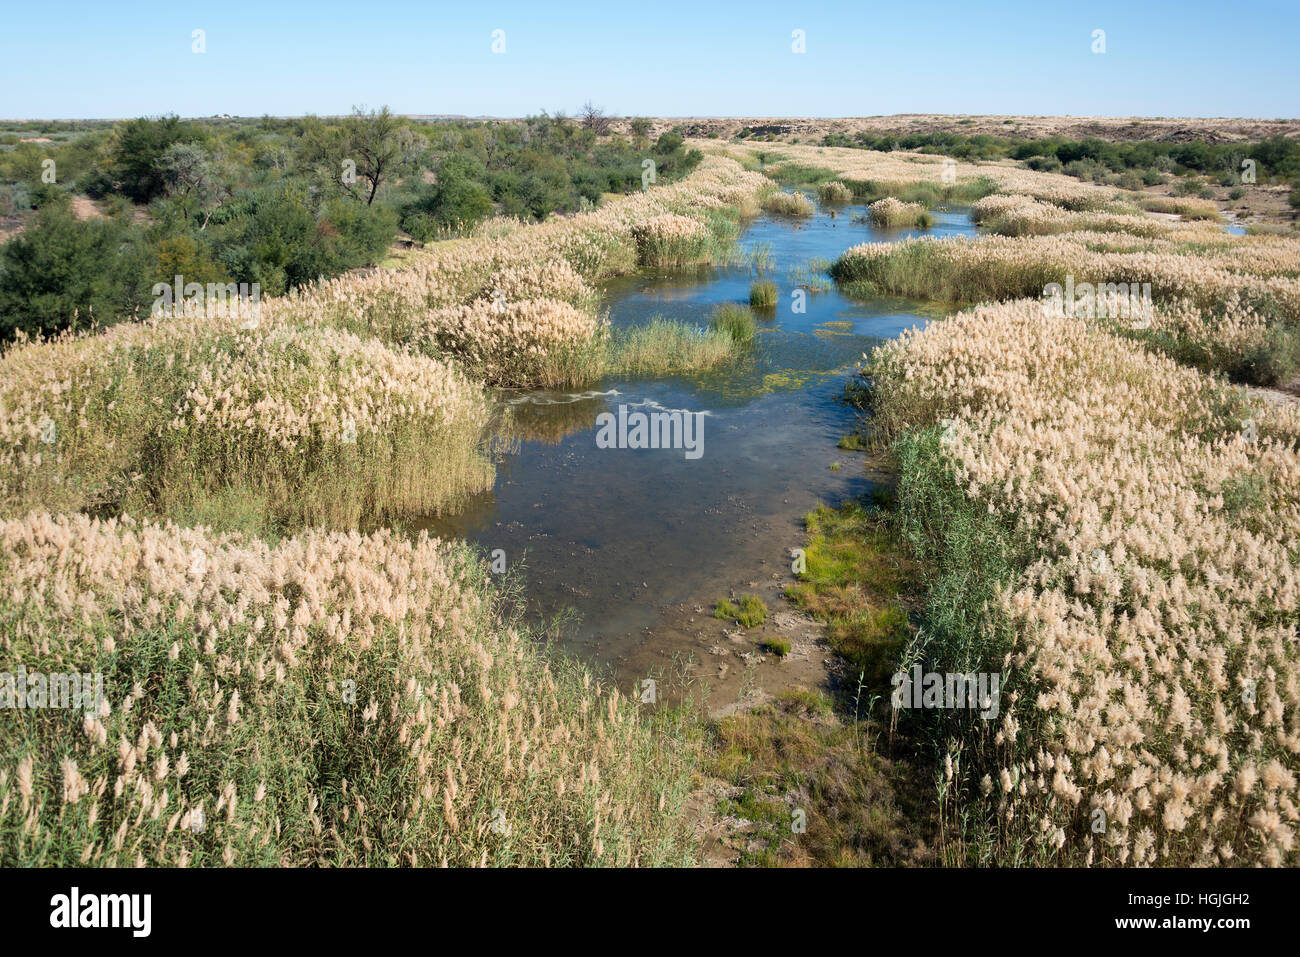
[157,142,227,227]
[340,106,402,205]
[629,117,653,146]
[580,101,611,136]
[0,205,149,338]
[110,116,203,202]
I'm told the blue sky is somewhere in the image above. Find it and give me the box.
[2,0,1296,119]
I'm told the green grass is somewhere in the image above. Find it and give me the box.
[786,501,916,694]
[762,636,791,657]
[606,318,740,376]
[714,594,769,628]
[709,303,757,343]
[748,279,779,308]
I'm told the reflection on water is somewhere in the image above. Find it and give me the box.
[418,196,977,669]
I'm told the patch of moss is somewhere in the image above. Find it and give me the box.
[786,502,917,694]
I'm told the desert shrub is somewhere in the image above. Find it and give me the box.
[0,204,152,339]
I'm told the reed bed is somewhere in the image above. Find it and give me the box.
[0,157,779,869]
[816,180,854,204]
[971,193,1173,238]
[762,191,814,217]
[0,317,495,530]
[607,318,740,376]
[868,298,1300,867]
[719,141,1107,210]
[831,233,1300,323]
[631,214,715,268]
[0,513,704,866]
[866,197,933,229]
[1139,195,1224,221]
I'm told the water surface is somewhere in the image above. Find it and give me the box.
[421,197,977,676]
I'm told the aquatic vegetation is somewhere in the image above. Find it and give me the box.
[869,298,1300,867]
[971,193,1170,238]
[727,143,1107,210]
[748,279,779,308]
[1108,295,1300,386]
[631,214,714,268]
[415,298,604,388]
[787,502,915,692]
[865,198,933,229]
[714,594,769,628]
[0,513,704,866]
[709,303,757,343]
[1139,195,1223,221]
[708,690,928,866]
[816,180,854,204]
[831,232,1300,326]
[0,156,782,871]
[607,318,739,376]
[822,148,1300,387]
[0,317,495,530]
[762,191,814,217]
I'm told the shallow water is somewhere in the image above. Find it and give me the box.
[420,196,977,676]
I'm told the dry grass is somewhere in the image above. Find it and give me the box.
[870,298,1300,866]
[762,191,814,217]
[0,513,706,867]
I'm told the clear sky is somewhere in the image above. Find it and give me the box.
[2,0,1296,119]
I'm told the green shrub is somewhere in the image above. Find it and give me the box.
[0,204,151,339]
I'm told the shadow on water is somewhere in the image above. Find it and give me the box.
[418,195,977,677]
